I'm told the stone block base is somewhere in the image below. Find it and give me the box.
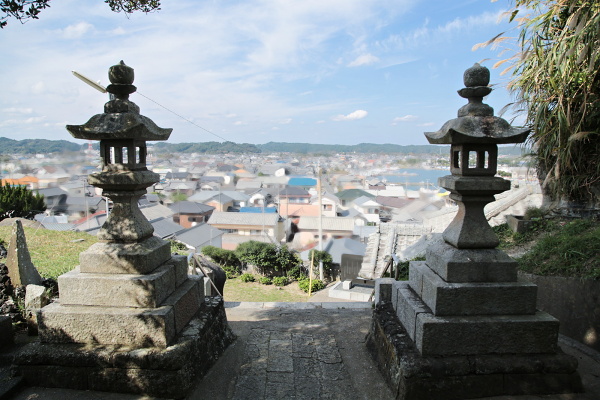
[395,281,559,356]
[366,302,583,400]
[38,276,204,348]
[15,298,235,399]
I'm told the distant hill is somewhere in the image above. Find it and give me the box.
[0,137,527,156]
[0,137,82,154]
[255,142,526,156]
[152,141,261,154]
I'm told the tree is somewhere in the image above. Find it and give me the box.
[307,249,333,275]
[235,241,301,276]
[0,184,46,221]
[1,0,161,29]
[478,1,600,212]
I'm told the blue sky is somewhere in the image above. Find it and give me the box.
[0,0,521,146]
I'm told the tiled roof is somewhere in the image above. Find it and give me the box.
[175,224,224,248]
[169,201,214,214]
[208,211,280,227]
[335,189,374,201]
[151,218,184,239]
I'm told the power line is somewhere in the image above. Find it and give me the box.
[136,91,230,142]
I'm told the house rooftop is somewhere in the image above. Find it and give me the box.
[208,211,280,226]
[169,201,215,214]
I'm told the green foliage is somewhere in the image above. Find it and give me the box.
[0,0,160,29]
[259,276,272,285]
[105,0,160,14]
[298,278,325,293]
[171,193,188,202]
[201,245,240,268]
[385,256,426,281]
[497,170,512,177]
[235,241,301,276]
[0,225,97,280]
[168,239,189,255]
[239,273,255,283]
[0,184,45,221]
[494,218,558,249]
[286,265,306,281]
[222,265,240,279]
[272,276,288,287]
[307,249,333,275]
[517,219,600,279]
[481,1,600,207]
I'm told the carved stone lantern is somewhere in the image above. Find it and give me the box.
[16,62,234,398]
[367,64,582,399]
[426,63,529,248]
[67,60,171,243]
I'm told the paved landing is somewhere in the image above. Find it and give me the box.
[8,301,600,400]
[190,302,391,400]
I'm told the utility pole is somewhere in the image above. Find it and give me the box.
[317,163,324,280]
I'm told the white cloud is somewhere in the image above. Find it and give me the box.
[62,22,94,39]
[392,115,418,124]
[332,110,368,121]
[2,108,33,114]
[279,118,292,124]
[348,53,380,67]
[417,122,436,127]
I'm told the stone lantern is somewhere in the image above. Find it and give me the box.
[426,63,529,249]
[67,60,170,245]
[16,62,233,398]
[368,64,582,399]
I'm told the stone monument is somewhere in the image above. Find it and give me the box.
[15,61,234,398]
[367,64,582,399]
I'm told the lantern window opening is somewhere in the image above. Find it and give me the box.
[453,150,461,170]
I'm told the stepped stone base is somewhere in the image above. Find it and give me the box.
[59,256,188,308]
[367,302,583,400]
[38,276,204,348]
[395,281,559,356]
[15,298,235,399]
[409,261,537,316]
[79,236,171,274]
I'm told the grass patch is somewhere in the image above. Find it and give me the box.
[223,277,309,302]
[494,219,560,249]
[0,226,97,279]
[517,219,600,279]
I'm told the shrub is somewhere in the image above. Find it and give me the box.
[259,277,272,285]
[272,276,288,287]
[239,273,255,283]
[202,246,240,268]
[298,278,325,293]
[222,265,240,279]
[286,265,306,281]
[235,241,301,276]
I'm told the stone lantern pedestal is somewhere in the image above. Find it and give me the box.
[14,62,234,399]
[367,64,582,399]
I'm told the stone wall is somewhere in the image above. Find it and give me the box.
[519,272,600,353]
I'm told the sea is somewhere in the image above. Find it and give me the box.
[376,168,449,191]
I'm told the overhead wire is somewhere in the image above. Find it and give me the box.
[135,91,230,143]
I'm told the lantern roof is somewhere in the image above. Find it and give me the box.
[425,63,529,145]
[67,61,172,141]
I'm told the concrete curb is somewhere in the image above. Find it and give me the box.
[224,301,373,309]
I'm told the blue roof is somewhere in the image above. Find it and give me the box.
[239,207,278,213]
[288,177,317,187]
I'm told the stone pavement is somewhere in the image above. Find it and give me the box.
[190,302,390,400]
[6,300,600,400]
